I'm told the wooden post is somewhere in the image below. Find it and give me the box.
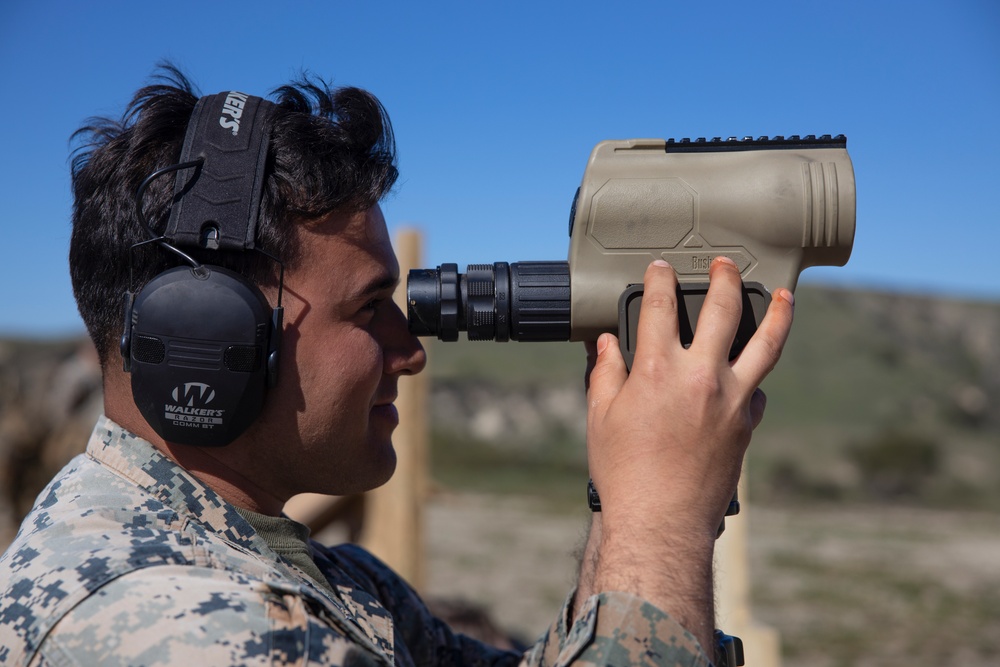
[358,228,430,590]
[715,473,782,667]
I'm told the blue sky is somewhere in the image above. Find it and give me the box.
[1,0,997,336]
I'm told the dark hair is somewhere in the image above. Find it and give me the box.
[69,63,398,366]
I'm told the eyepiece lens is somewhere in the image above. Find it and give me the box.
[407,261,570,342]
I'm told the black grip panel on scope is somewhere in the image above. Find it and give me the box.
[617,282,771,371]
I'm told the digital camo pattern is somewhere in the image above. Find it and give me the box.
[0,416,710,666]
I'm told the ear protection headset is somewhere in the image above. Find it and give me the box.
[120,91,284,447]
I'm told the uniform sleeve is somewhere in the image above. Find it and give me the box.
[30,565,385,667]
[526,591,713,667]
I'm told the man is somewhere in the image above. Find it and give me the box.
[0,65,794,666]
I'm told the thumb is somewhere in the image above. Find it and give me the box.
[586,333,629,421]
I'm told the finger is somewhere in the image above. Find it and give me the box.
[690,256,745,360]
[733,288,795,389]
[631,260,681,371]
[749,388,767,430]
[586,333,628,422]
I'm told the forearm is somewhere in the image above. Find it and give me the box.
[597,523,716,651]
[572,514,601,611]
[573,512,717,658]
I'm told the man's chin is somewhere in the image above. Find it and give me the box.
[368,442,398,490]
[349,436,397,494]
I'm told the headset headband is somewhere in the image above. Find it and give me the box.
[124,89,283,447]
[164,91,275,251]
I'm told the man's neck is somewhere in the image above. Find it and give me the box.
[103,370,286,516]
[156,443,287,516]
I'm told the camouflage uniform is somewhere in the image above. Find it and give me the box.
[0,416,710,666]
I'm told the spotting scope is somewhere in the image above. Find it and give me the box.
[408,135,855,365]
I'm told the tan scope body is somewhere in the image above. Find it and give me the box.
[406,135,855,345]
[568,136,856,341]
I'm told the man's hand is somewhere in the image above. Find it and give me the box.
[577,257,794,654]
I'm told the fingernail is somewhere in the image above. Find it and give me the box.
[597,333,609,355]
[713,256,737,269]
[652,259,671,269]
[779,288,795,306]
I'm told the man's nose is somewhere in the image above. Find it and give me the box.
[385,301,427,376]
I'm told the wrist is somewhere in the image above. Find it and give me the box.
[594,515,716,597]
[594,485,729,547]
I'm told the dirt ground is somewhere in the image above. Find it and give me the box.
[422,492,1000,667]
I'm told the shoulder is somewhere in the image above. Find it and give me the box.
[33,565,381,667]
[2,455,272,666]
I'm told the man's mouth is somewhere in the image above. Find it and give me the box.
[372,390,399,423]
[373,391,397,408]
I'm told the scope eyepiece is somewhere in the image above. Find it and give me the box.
[407,261,571,342]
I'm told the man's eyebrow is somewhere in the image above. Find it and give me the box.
[352,273,399,299]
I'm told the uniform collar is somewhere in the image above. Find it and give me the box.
[86,415,262,552]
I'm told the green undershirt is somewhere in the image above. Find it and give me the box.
[235,507,334,594]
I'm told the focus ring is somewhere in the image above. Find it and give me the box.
[466,264,496,341]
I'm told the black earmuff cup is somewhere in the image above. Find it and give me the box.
[128,265,273,446]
